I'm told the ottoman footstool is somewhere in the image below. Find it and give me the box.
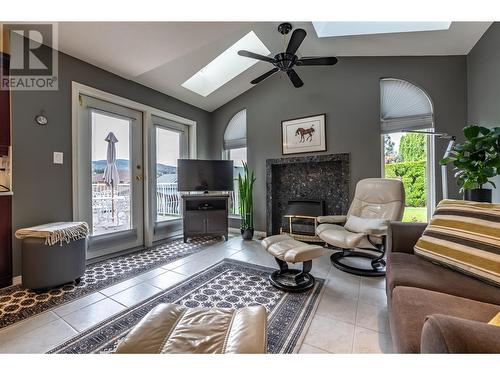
[261,234,325,292]
[115,303,267,354]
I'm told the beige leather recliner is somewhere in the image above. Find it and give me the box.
[316,178,405,276]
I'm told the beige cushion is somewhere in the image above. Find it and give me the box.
[115,303,267,354]
[261,234,324,263]
[344,215,389,236]
[347,178,405,221]
[316,215,347,224]
[316,223,366,248]
[415,199,500,286]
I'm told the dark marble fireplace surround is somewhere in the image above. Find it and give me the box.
[266,153,350,235]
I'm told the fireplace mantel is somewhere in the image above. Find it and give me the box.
[266,153,350,235]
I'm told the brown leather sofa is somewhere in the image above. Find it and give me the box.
[386,222,500,353]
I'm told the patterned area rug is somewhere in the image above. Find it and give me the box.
[0,236,221,329]
[48,259,324,354]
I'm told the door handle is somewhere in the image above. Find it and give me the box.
[136,175,143,181]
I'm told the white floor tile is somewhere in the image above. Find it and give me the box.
[359,283,388,307]
[355,302,390,333]
[135,267,168,281]
[62,298,126,332]
[0,318,77,353]
[298,343,331,354]
[303,315,355,353]
[110,283,162,307]
[315,291,358,324]
[100,275,144,297]
[145,271,188,290]
[0,311,60,342]
[52,292,106,317]
[352,326,393,354]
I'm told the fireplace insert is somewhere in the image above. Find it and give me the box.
[280,200,325,242]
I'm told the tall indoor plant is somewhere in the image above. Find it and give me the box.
[440,125,499,202]
[238,162,256,240]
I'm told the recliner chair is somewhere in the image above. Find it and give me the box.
[316,178,405,276]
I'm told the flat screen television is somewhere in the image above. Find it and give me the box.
[177,159,234,192]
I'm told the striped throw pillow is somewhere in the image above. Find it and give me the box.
[414,199,500,286]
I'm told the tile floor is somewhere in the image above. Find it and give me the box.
[0,237,393,354]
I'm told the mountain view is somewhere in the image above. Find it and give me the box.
[92,159,177,183]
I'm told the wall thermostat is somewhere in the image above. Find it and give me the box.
[35,114,48,126]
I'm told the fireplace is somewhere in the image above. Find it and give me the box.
[266,153,350,236]
[280,200,325,241]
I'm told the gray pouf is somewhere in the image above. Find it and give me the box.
[21,237,87,290]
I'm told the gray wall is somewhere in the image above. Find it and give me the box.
[11,47,212,276]
[467,22,500,202]
[211,56,468,232]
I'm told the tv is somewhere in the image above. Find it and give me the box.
[177,159,234,192]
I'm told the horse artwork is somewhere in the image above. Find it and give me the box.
[282,114,326,155]
[295,125,315,143]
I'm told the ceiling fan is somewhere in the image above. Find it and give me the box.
[238,23,338,88]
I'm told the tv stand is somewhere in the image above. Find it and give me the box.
[181,194,229,243]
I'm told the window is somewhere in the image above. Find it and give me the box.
[155,127,181,222]
[312,22,451,38]
[181,31,270,97]
[380,78,435,223]
[152,116,189,224]
[223,109,247,216]
[228,147,247,215]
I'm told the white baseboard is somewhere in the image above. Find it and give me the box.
[12,276,22,286]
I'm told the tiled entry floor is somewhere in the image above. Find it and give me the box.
[0,237,392,354]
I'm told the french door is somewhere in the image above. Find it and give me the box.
[149,116,189,242]
[75,95,144,258]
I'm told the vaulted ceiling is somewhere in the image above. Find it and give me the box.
[57,22,492,111]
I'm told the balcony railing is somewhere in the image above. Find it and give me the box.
[91,181,241,232]
[156,182,180,216]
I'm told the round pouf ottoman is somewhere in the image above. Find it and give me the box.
[15,222,89,290]
[261,234,325,292]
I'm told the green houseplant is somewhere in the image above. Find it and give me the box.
[238,162,256,240]
[440,125,500,202]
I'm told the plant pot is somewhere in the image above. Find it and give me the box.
[241,228,254,240]
[464,188,492,203]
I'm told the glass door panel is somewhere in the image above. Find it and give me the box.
[149,116,188,243]
[75,95,143,258]
[91,112,132,235]
[156,127,181,222]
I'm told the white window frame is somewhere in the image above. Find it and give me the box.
[71,82,197,250]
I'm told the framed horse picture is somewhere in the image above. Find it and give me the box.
[281,114,326,155]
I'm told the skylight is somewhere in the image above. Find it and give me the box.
[312,22,452,38]
[182,31,271,97]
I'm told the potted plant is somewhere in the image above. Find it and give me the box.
[440,125,499,202]
[238,162,256,240]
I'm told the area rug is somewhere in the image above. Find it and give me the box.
[48,259,324,354]
[0,236,221,329]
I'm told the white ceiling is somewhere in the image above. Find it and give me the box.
[57,22,492,112]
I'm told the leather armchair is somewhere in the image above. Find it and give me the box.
[316,178,405,276]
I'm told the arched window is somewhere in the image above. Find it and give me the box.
[380,78,435,223]
[224,109,247,215]
[380,78,434,133]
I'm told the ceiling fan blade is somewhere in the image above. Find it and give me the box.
[250,68,279,84]
[286,28,307,55]
[287,69,304,88]
[238,50,275,64]
[296,56,338,66]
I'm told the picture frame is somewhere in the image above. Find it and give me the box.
[281,114,326,155]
